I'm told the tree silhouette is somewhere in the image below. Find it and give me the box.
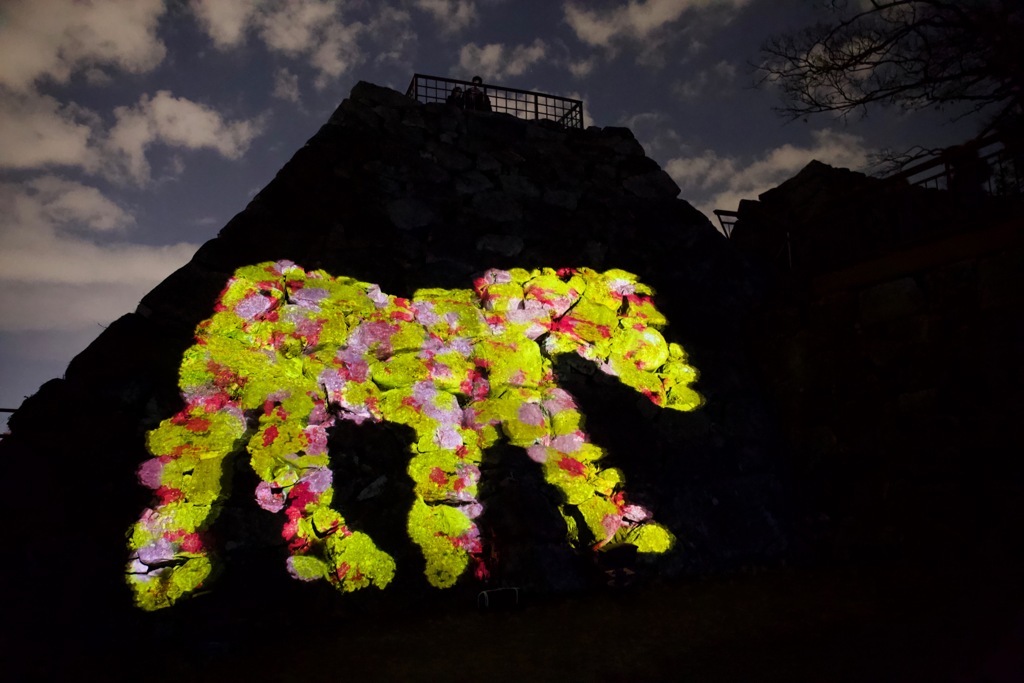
[759,1,1023,130]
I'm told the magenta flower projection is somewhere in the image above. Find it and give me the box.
[127,261,704,610]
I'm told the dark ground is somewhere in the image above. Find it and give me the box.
[12,549,1022,683]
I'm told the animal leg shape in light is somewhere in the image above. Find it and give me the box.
[127,261,703,610]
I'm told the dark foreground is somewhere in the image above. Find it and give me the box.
[12,555,1022,683]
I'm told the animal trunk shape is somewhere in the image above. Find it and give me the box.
[127,261,703,610]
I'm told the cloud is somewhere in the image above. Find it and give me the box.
[0,90,264,184]
[458,39,547,80]
[664,151,736,192]
[367,7,417,67]
[272,68,301,103]
[189,1,423,86]
[0,92,99,171]
[0,1,265,183]
[258,0,338,54]
[563,0,750,65]
[568,56,597,79]
[0,239,194,289]
[190,0,372,87]
[190,0,258,49]
[673,60,737,100]
[664,129,873,221]
[413,0,478,33]
[0,0,166,92]
[565,0,747,46]
[1,329,104,367]
[0,177,197,332]
[106,91,264,184]
[16,176,134,233]
[0,280,182,334]
[84,68,114,86]
[309,23,365,89]
[619,111,683,159]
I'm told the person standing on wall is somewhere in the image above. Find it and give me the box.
[465,75,492,112]
[447,85,465,108]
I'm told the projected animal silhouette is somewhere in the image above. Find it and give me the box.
[127,261,703,610]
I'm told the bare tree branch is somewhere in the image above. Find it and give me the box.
[757,0,1024,128]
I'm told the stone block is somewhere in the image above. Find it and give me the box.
[372,104,401,125]
[386,197,435,230]
[896,389,937,416]
[543,189,578,210]
[489,148,526,168]
[476,233,524,257]
[619,155,662,177]
[923,259,978,312]
[351,80,418,109]
[471,190,523,222]
[476,152,501,174]
[624,170,681,199]
[863,313,931,366]
[979,249,1024,309]
[334,98,383,128]
[499,174,540,198]
[401,110,428,129]
[859,277,925,325]
[525,125,566,143]
[599,127,645,157]
[426,142,472,172]
[455,170,494,195]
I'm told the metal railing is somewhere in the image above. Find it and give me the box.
[713,209,739,237]
[886,133,1023,197]
[406,74,584,129]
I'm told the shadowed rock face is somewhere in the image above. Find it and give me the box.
[2,81,784,644]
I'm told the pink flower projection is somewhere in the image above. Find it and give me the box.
[127,261,703,610]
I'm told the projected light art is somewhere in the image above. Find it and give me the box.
[127,261,703,610]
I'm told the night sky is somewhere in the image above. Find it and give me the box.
[0,0,978,429]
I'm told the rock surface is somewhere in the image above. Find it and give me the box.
[5,82,1022,683]
[2,80,785,662]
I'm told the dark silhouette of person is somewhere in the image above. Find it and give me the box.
[994,113,1024,194]
[946,144,991,205]
[446,86,464,108]
[465,75,492,112]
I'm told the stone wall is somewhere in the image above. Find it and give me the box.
[2,81,786,663]
[732,159,1023,276]
[743,168,1024,568]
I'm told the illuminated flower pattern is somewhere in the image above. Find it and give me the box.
[127,261,703,610]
